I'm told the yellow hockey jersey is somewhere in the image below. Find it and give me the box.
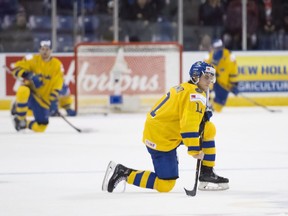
[12,54,64,109]
[205,48,238,91]
[143,82,206,155]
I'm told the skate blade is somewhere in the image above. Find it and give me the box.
[198,182,229,191]
[102,161,117,191]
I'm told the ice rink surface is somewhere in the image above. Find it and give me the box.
[0,107,288,216]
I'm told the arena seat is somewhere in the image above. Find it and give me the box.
[56,34,73,52]
[29,15,51,31]
[57,15,74,33]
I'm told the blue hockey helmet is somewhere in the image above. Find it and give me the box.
[189,61,216,84]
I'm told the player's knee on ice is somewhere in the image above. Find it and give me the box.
[154,179,176,192]
[28,121,48,132]
[203,121,216,141]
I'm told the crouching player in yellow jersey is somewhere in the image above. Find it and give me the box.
[11,40,64,132]
[205,39,239,112]
[102,61,229,193]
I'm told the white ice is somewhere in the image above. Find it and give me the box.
[0,107,288,216]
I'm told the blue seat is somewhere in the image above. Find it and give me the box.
[57,15,74,33]
[29,15,51,31]
[80,15,99,34]
[153,21,174,42]
[57,34,73,52]
[82,34,98,42]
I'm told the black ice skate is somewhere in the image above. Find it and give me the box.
[13,116,27,131]
[198,165,229,191]
[102,161,133,193]
[10,102,16,116]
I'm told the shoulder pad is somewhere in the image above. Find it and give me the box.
[173,85,184,93]
[230,53,236,62]
[60,63,64,73]
[24,54,33,60]
[51,57,62,66]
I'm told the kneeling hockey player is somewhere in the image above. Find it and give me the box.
[11,40,64,132]
[102,61,229,193]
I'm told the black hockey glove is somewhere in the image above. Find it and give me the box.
[204,106,213,122]
[199,106,213,136]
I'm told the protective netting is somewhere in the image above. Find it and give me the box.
[75,42,182,114]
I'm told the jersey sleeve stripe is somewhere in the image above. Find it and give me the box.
[202,140,215,148]
[181,132,199,138]
[187,146,201,151]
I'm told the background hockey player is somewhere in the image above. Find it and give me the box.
[102,61,229,193]
[11,40,64,132]
[204,39,239,112]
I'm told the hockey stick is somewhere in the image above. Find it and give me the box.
[239,93,281,113]
[184,89,210,197]
[31,93,85,133]
[33,96,94,133]
[184,158,201,197]
[184,124,204,197]
[3,65,84,133]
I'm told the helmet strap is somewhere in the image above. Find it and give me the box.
[190,76,199,84]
